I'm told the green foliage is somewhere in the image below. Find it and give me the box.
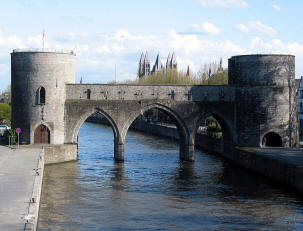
[206,116,222,138]
[119,69,228,85]
[0,103,11,124]
[5,85,11,105]
[207,70,228,85]
[3,128,17,144]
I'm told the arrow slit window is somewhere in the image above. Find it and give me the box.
[36,87,46,105]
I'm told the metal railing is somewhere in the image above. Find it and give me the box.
[12,48,75,55]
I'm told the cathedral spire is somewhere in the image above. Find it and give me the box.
[152,53,163,75]
[166,52,172,69]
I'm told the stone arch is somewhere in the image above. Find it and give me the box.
[71,107,120,144]
[194,111,234,141]
[194,111,235,153]
[121,103,193,161]
[261,131,282,147]
[31,122,53,144]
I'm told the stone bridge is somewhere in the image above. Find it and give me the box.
[11,50,298,162]
[64,85,235,161]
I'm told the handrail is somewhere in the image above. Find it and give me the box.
[12,48,75,55]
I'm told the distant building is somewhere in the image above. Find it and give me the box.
[138,52,151,78]
[217,58,224,73]
[138,51,177,78]
[297,77,303,139]
[151,53,164,75]
[166,52,177,70]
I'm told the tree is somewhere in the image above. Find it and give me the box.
[0,103,11,124]
[1,84,11,105]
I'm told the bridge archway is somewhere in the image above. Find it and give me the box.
[71,108,120,145]
[194,111,234,153]
[261,132,282,147]
[121,103,192,161]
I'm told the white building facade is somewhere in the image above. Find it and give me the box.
[298,77,303,139]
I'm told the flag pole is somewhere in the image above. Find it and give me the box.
[115,64,117,83]
[42,30,45,50]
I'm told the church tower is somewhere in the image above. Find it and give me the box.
[138,52,150,78]
[166,52,177,70]
[151,53,163,75]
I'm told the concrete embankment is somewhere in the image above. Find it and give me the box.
[87,117,303,194]
[0,145,44,231]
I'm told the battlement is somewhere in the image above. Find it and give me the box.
[12,48,75,55]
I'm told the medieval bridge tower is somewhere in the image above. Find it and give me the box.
[10,50,298,163]
[11,49,76,145]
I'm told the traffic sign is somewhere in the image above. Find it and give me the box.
[16,128,21,134]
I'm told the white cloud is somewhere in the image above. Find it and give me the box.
[236,24,249,34]
[0,37,4,46]
[1,28,303,90]
[250,37,273,52]
[112,43,124,52]
[113,29,132,42]
[236,21,277,37]
[195,0,248,8]
[272,4,281,11]
[191,22,220,35]
[67,32,76,40]
[5,36,25,48]
[27,35,43,47]
[97,45,110,54]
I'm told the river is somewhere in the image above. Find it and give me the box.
[38,122,303,230]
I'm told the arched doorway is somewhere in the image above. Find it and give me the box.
[34,124,50,144]
[262,132,282,147]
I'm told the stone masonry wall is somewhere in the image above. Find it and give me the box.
[11,51,75,144]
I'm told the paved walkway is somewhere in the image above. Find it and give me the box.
[0,145,41,231]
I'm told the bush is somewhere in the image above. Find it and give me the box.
[120,69,228,85]
[207,123,222,139]
[3,128,17,144]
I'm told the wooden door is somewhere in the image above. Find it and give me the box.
[34,124,50,144]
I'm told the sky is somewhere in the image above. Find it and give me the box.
[0,0,303,91]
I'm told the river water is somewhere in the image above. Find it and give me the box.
[38,122,303,230]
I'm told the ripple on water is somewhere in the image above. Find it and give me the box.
[38,122,303,231]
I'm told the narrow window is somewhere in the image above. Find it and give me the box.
[87,89,91,99]
[36,87,45,105]
[171,90,175,100]
[187,90,192,101]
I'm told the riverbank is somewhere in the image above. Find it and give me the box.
[132,120,303,193]
[0,145,43,231]
[87,117,303,194]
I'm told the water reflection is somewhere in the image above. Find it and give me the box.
[38,122,303,231]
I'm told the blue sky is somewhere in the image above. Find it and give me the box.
[0,0,303,91]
